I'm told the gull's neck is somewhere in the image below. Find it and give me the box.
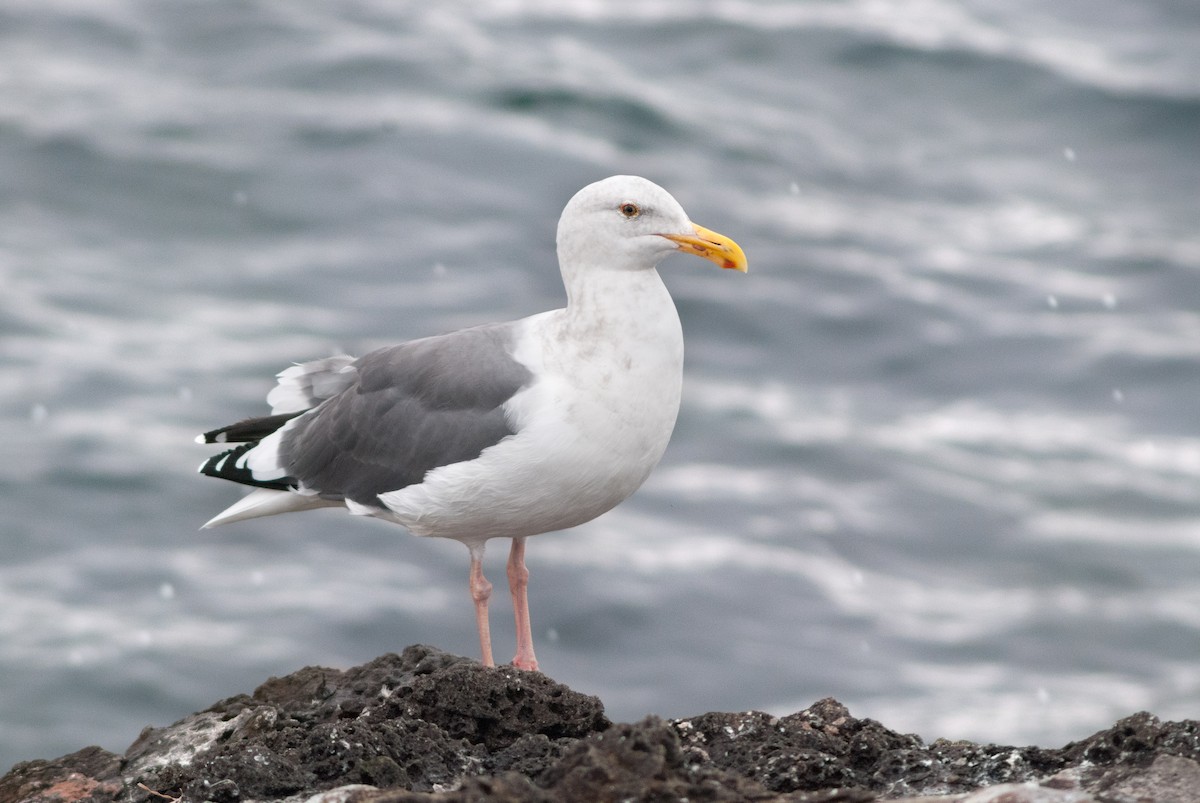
[550,263,683,380]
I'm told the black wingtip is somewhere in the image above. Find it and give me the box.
[197,411,305,445]
[198,442,294,491]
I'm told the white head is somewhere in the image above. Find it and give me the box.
[556,175,747,276]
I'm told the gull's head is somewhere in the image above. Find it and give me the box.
[557,175,747,274]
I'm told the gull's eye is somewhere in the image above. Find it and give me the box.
[619,202,640,219]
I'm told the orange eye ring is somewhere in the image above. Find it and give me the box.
[619,202,640,218]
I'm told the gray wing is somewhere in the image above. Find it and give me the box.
[278,323,533,507]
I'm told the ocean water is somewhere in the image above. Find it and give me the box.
[3,0,1200,772]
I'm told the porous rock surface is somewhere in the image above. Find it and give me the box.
[3,645,1199,803]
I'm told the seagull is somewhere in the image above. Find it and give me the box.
[196,175,747,672]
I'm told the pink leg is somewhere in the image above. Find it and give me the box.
[469,545,494,667]
[507,537,539,671]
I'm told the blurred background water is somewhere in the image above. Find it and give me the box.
[3,0,1200,772]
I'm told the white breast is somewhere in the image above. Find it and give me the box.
[378,270,683,547]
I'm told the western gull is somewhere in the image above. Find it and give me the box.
[196,175,747,671]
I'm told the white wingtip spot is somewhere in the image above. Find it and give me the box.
[194,434,206,444]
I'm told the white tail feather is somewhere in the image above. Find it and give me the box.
[268,356,357,414]
[201,488,341,528]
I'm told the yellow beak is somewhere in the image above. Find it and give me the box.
[660,224,748,272]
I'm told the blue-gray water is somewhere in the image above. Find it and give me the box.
[3,0,1200,772]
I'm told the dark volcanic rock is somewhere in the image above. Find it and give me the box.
[3,645,1199,802]
[119,645,609,801]
[0,746,123,803]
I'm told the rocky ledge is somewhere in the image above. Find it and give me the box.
[4,646,1199,803]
